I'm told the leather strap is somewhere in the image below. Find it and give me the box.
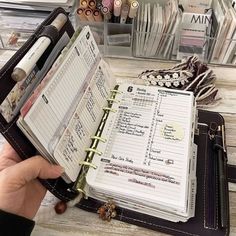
[227,164,236,183]
[39,25,59,45]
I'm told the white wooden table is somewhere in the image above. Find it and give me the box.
[1,57,236,236]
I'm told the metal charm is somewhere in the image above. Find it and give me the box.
[97,200,117,221]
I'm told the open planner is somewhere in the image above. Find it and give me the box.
[0,8,231,236]
[16,25,197,222]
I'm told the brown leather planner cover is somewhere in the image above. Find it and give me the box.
[0,7,78,201]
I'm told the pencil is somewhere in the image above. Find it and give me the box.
[88,0,96,9]
[85,8,95,21]
[93,9,103,22]
[126,0,139,23]
[101,6,111,20]
[102,0,113,11]
[113,0,122,23]
[77,8,87,21]
[120,4,129,24]
[80,0,89,8]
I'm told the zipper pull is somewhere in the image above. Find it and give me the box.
[208,122,218,140]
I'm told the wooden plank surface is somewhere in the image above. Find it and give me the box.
[1,57,236,235]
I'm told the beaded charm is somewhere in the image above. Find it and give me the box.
[97,200,117,221]
[55,201,67,214]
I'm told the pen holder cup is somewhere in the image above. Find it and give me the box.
[132,30,236,65]
[0,28,33,50]
[132,31,176,60]
[105,22,133,57]
[76,20,134,57]
[132,30,211,61]
[76,15,236,66]
[207,36,236,65]
[76,21,105,49]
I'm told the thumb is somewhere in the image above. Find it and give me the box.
[8,156,64,184]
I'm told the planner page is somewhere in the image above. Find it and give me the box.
[52,59,116,181]
[86,84,195,212]
[17,27,117,182]
[19,26,100,154]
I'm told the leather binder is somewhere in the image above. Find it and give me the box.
[77,109,230,236]
[0,7,78,201]
[0,8,233,236]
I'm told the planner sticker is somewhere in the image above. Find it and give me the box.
[160,122,185,141]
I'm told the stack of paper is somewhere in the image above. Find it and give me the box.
[86,84,197,222]
[134,0,182,59]
[177,9,213,61]
[210,0,236,64]
[0,0,75,12]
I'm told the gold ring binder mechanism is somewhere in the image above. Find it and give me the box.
[73,86,119,196]
[79,161,97,169]
[90,136,107,143]
[85,148,103,156]
[106,98,120,103]
[103,107,117,112]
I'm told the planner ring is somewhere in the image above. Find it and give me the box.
[103,107,117,113]
[107,98,120,103]
[79,161,97,169]
[77,188,87,198]
[85,148,103,156]
[110,89,122,94]
[90,136,107,143]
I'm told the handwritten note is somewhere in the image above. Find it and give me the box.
[22,27,100,153]
[18,26,116,182]
[53,59,115,181]
[160,122,185,141]
[87,84,195,210]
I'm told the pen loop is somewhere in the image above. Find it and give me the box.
[208,122,217,140]
[85,148,102,156]
[90,136,107,143]
[79,161,97,169]
[214,143,224,151]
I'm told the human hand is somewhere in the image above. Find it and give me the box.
[0,142,63,219]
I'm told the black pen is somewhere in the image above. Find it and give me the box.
[113,0,122,23]
[216,125,228,228]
